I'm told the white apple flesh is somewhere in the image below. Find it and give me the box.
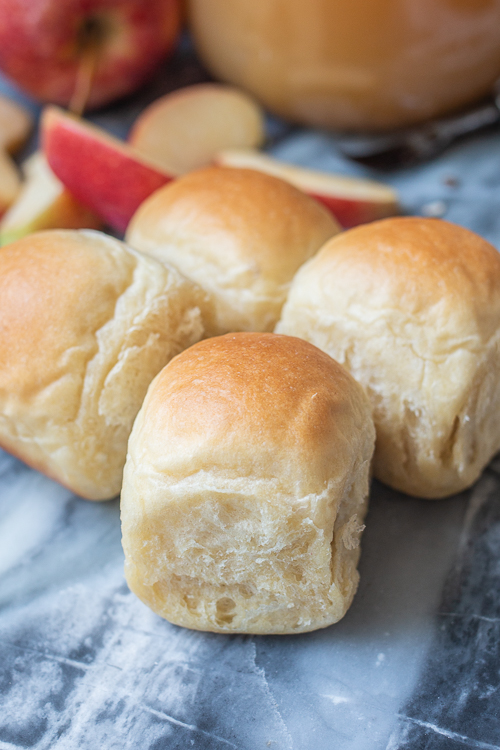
[0,151,21,217]
[129,84,265,176]
[0,94,33,153]
[0,152,101,246]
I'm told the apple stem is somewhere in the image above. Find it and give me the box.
[69,19,103,116]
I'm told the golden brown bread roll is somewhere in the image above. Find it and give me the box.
[125,166,339,336]
[0,229,205,500]
[121,332,375,634]
[277,217,500,498]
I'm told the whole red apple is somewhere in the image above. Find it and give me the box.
[0,0,181,110]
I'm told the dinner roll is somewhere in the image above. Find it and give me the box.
[277,217,500,498]
[121,332,375,634]
[125,166,339,335]
[0,229,205,500]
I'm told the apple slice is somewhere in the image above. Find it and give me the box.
[0,150,21,216]
[214,149,399,228]
[129,83,265,176]
[0,152,101,246]
[0,95,33,153]
[41,106,174,233]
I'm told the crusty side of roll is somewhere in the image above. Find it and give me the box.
[121,333,375,634]
[277,217,500,498]
[125,166,339,336]
[0,229,205,500]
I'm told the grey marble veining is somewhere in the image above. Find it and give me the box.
[0,450,472,750]
[1,42,500,750]
[388,463,500,750]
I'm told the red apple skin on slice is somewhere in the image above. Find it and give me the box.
[42,107,173,233]
[214,149,400,229]
[306,191,398,229]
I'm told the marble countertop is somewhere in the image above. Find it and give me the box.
[1,42,500,750]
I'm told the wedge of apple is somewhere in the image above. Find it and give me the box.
[0,94,33,153]
[0,150,21,217]
[129,83,265,176]
[0,95,31,217]
[42,106,174,233]
[0,151,101,246]
[214,149,399,228]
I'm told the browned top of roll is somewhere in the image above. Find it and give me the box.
[127,166,338,283]
[302,217,500,342]
[0,230,136,404]
[131,332,371,495]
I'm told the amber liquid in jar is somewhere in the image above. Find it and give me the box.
[188,0,500,131]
